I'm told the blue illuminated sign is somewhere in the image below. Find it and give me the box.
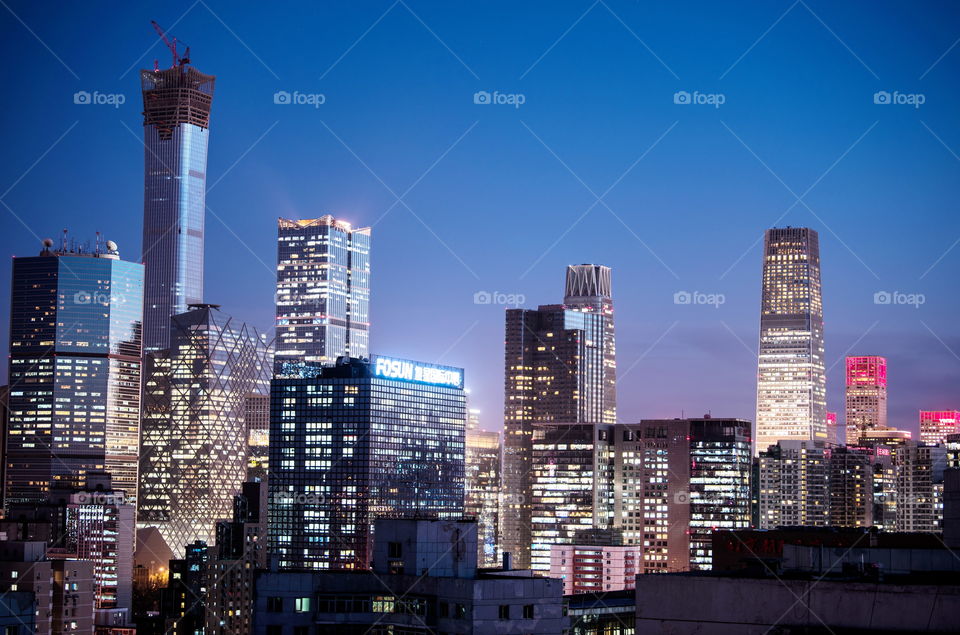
[372,355,464,389]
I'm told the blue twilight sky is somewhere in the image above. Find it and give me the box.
[1,1,958,436]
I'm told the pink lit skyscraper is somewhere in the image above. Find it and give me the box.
[826,411,840,446]
[920,410,960,445]
[845,356,888,445]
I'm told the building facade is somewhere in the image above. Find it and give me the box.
[465,427,500,567]
[502,265,616,569]
[896,442,947,532]
[253,518,568,634]
[920,410,960,445]
[529,424,613,573]
[758,440,829,529]
[549,543,640,595]
[138,305,272,555]
[756,227,826,453]
[140,61,215,352]
[5,240,143,506]
[206,481,268,634]
[274,216,370,374]
[827,446,875,528]
[612,418,751,572]
[245,393,270,481]
[845,355,888,444]
[268,356,466,570]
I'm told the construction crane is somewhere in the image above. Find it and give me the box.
[151,20,191,70]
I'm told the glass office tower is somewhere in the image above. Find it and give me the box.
[274,216,371,374]
[140,64,215,352]
[138,304,271,555]
[5,239,143,505]
[845,356,888,444]
[529,423,613,573]
[268,355,466,570]
[502,265,616,569]
[465,426,501,567]
[755,227,826,454]
[563,264,616,421]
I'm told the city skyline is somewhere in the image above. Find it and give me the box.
[1,2,959,439]
[1,5,959,632]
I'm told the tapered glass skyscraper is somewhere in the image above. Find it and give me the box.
[755,227,826,454]
[140,60,215,352]
[274,216,370,374]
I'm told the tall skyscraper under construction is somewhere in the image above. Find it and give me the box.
[140,24,215,352]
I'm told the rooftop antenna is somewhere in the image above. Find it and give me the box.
[95,231,102,255]
[61,229,68,252]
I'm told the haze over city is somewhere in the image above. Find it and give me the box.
[2,0,958,436]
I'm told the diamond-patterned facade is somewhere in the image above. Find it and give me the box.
[137,305,272,556]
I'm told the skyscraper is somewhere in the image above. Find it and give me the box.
[563,264,616,421]
[205,481,267,634]
[465,423,501,568]
[274,216,370,374]
[501,265,616,569]
[757,440,829,529]
[529,423,613,573]
[140,52,215,352]
[845,355,888,444]
[5,238,143,506]
[895,442,947,532]
[138,304,271,555]
[612,418,751,572]
[268,356,466,570]
[755,227,826,453]
[826,411,840,446]
[827,446,875,528]
[920,410,960,445]
[685,417,752,569]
